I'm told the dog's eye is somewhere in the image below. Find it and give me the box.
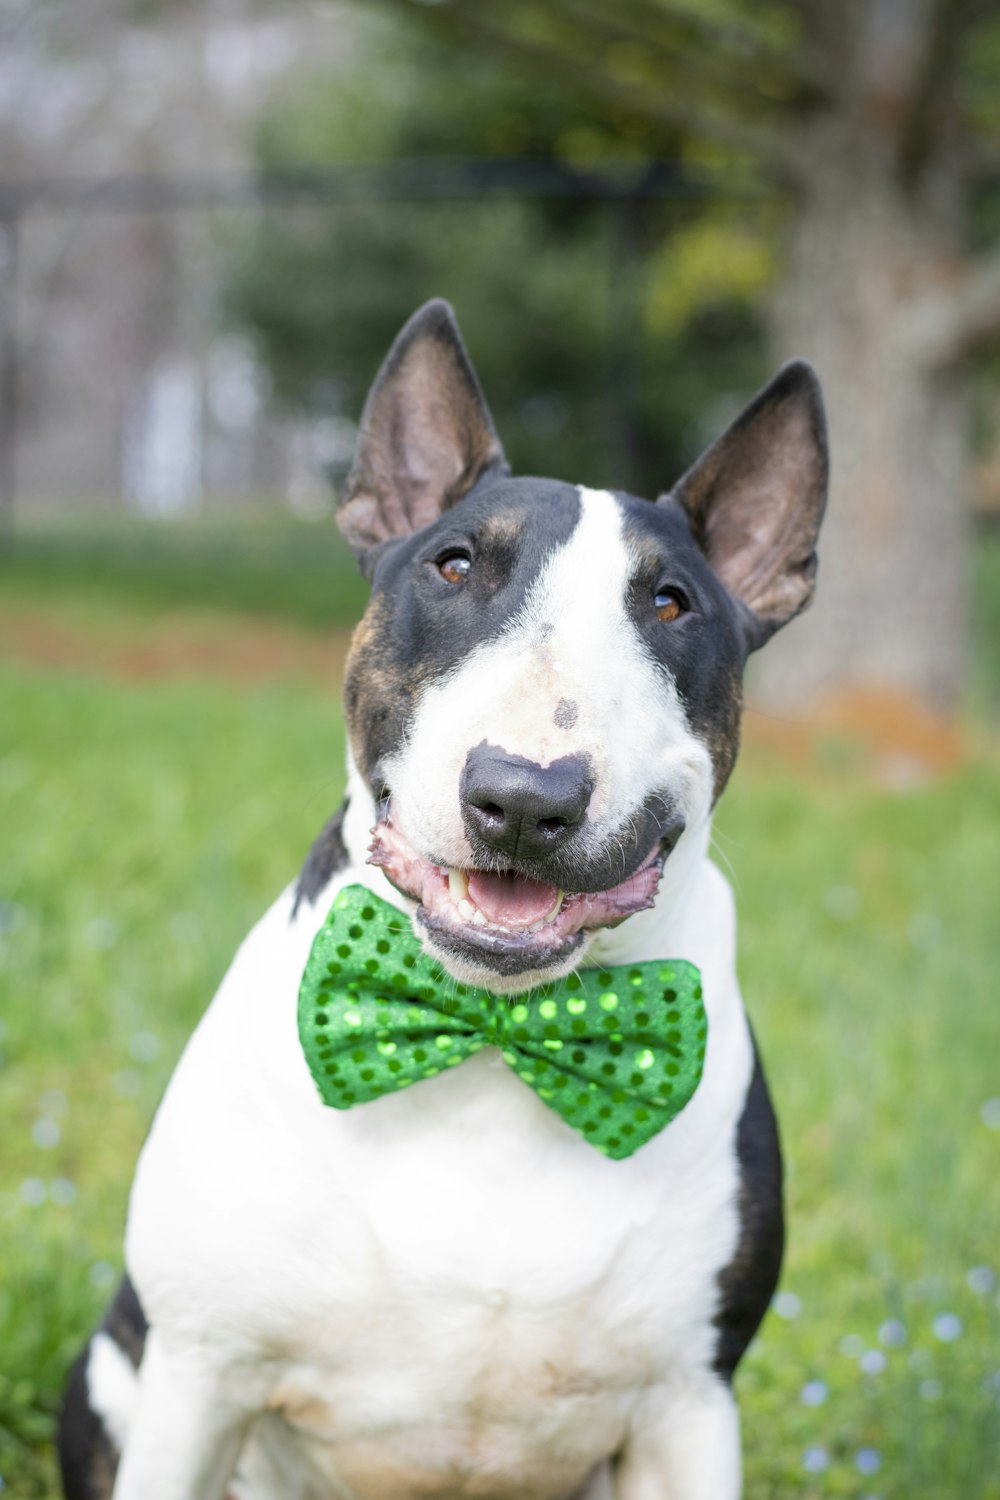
[437,551,472,585]
[654,588,688,623]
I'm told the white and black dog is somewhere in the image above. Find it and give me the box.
[59,300,827,1500]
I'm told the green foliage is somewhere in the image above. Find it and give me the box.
[221,16,768,497]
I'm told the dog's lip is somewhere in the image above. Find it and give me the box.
[366,808,664,963]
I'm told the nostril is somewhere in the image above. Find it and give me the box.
[538,816,568,834]
[478,802,505,822]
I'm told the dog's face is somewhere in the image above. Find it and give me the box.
[338,301,827,992]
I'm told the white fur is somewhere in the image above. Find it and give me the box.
[88,1335,140,1453]
[387,487,714,884]
[105,488,756,1500]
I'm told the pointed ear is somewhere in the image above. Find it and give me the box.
[337,299,508,575]
[669,360,828,649]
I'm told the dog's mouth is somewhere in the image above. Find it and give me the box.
[367,807,665,980]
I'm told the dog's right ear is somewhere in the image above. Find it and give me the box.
[337,300,508,576]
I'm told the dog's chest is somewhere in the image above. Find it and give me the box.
[225,1056,737,1495]
[127,874,749,1498]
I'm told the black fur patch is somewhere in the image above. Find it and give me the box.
[293,799,350,916]
[713,1039,785,1382]
[58,1276,148,1500]
[619,493,748,802]
[343,475,582,790]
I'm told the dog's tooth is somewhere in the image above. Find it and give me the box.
[449,868,469,903]
[472,910,487,927]
[458,899,475,921]
[545,890,564,922]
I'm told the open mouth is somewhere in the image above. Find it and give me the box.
[368,807,664,978]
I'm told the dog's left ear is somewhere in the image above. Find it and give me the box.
[667,360,828,649]
[338,299,508,575]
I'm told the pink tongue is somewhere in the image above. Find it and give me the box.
[466,870,560,928]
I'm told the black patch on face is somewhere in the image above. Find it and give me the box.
[713,1038,785,1382]
[58,1275,149,1500]
[294,798,350,917]
[343,475,582,790]
[553,697,578,730]
[618,492,751,801]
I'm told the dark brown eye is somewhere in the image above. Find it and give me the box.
[437,551,472,585]
[654,588,687,623]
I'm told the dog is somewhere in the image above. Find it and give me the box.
[59,299,827,1500]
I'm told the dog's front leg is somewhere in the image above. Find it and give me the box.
[615,1378,741,1500]
[111,1332,253,1500]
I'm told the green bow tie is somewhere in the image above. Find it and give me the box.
[298,884,706,1160]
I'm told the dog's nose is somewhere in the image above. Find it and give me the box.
[460,743,593,861]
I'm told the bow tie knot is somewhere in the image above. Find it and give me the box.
[298,884,706,1160]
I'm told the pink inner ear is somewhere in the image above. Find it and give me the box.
[337,301,507,566]
[675,362,827,630]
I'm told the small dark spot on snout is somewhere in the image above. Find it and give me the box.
[553,697,578,731]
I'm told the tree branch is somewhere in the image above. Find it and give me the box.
[898,0,982,186]
[376,0,814,183]
[905,242,1000,365]
[571,0,837,101]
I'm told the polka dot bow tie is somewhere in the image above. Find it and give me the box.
[298,884,707,1160]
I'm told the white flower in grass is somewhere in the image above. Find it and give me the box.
[129,1031,160,1063]
[773,1290,801,1320]
[980,1098,1000,1131]
[170,911,201,943]
[83,917,118,951]
[31,1118,60,1149]
[801,1446,830,1474]
[855,1448,881,1475]
[839,1333,865,1358]
[920,1378,942,1401]
[20,1177,46,1206]
[39,1088,67,1118]
[825,885,859,921]
[878,1318,906,1347]
[90,1260,116,1289]
[966,1266,995,1296]
[800,1380,828,1407]
[50,1178,76,1206]
[932,1313,962,1342]
[112,1068,141,1098]
[860,1349,887,1375]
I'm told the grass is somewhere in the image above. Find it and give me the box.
[0,509,369,630]
[1,516,999,1496]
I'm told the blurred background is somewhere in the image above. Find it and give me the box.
[1,2,998,1497]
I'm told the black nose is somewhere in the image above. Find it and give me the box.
[460,742,594,862]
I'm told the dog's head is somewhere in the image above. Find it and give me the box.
[338,300,827,991]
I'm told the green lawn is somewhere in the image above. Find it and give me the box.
[1,561,999,1495]
[0,509,369,630]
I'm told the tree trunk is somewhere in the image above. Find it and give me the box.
[750,127,969,714]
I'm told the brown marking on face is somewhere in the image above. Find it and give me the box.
[343,594,431,789]
[706,664,744,803]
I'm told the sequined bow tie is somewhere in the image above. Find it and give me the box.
[298,884,707,1160]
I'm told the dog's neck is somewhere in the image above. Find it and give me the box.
[339,756,714,980]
